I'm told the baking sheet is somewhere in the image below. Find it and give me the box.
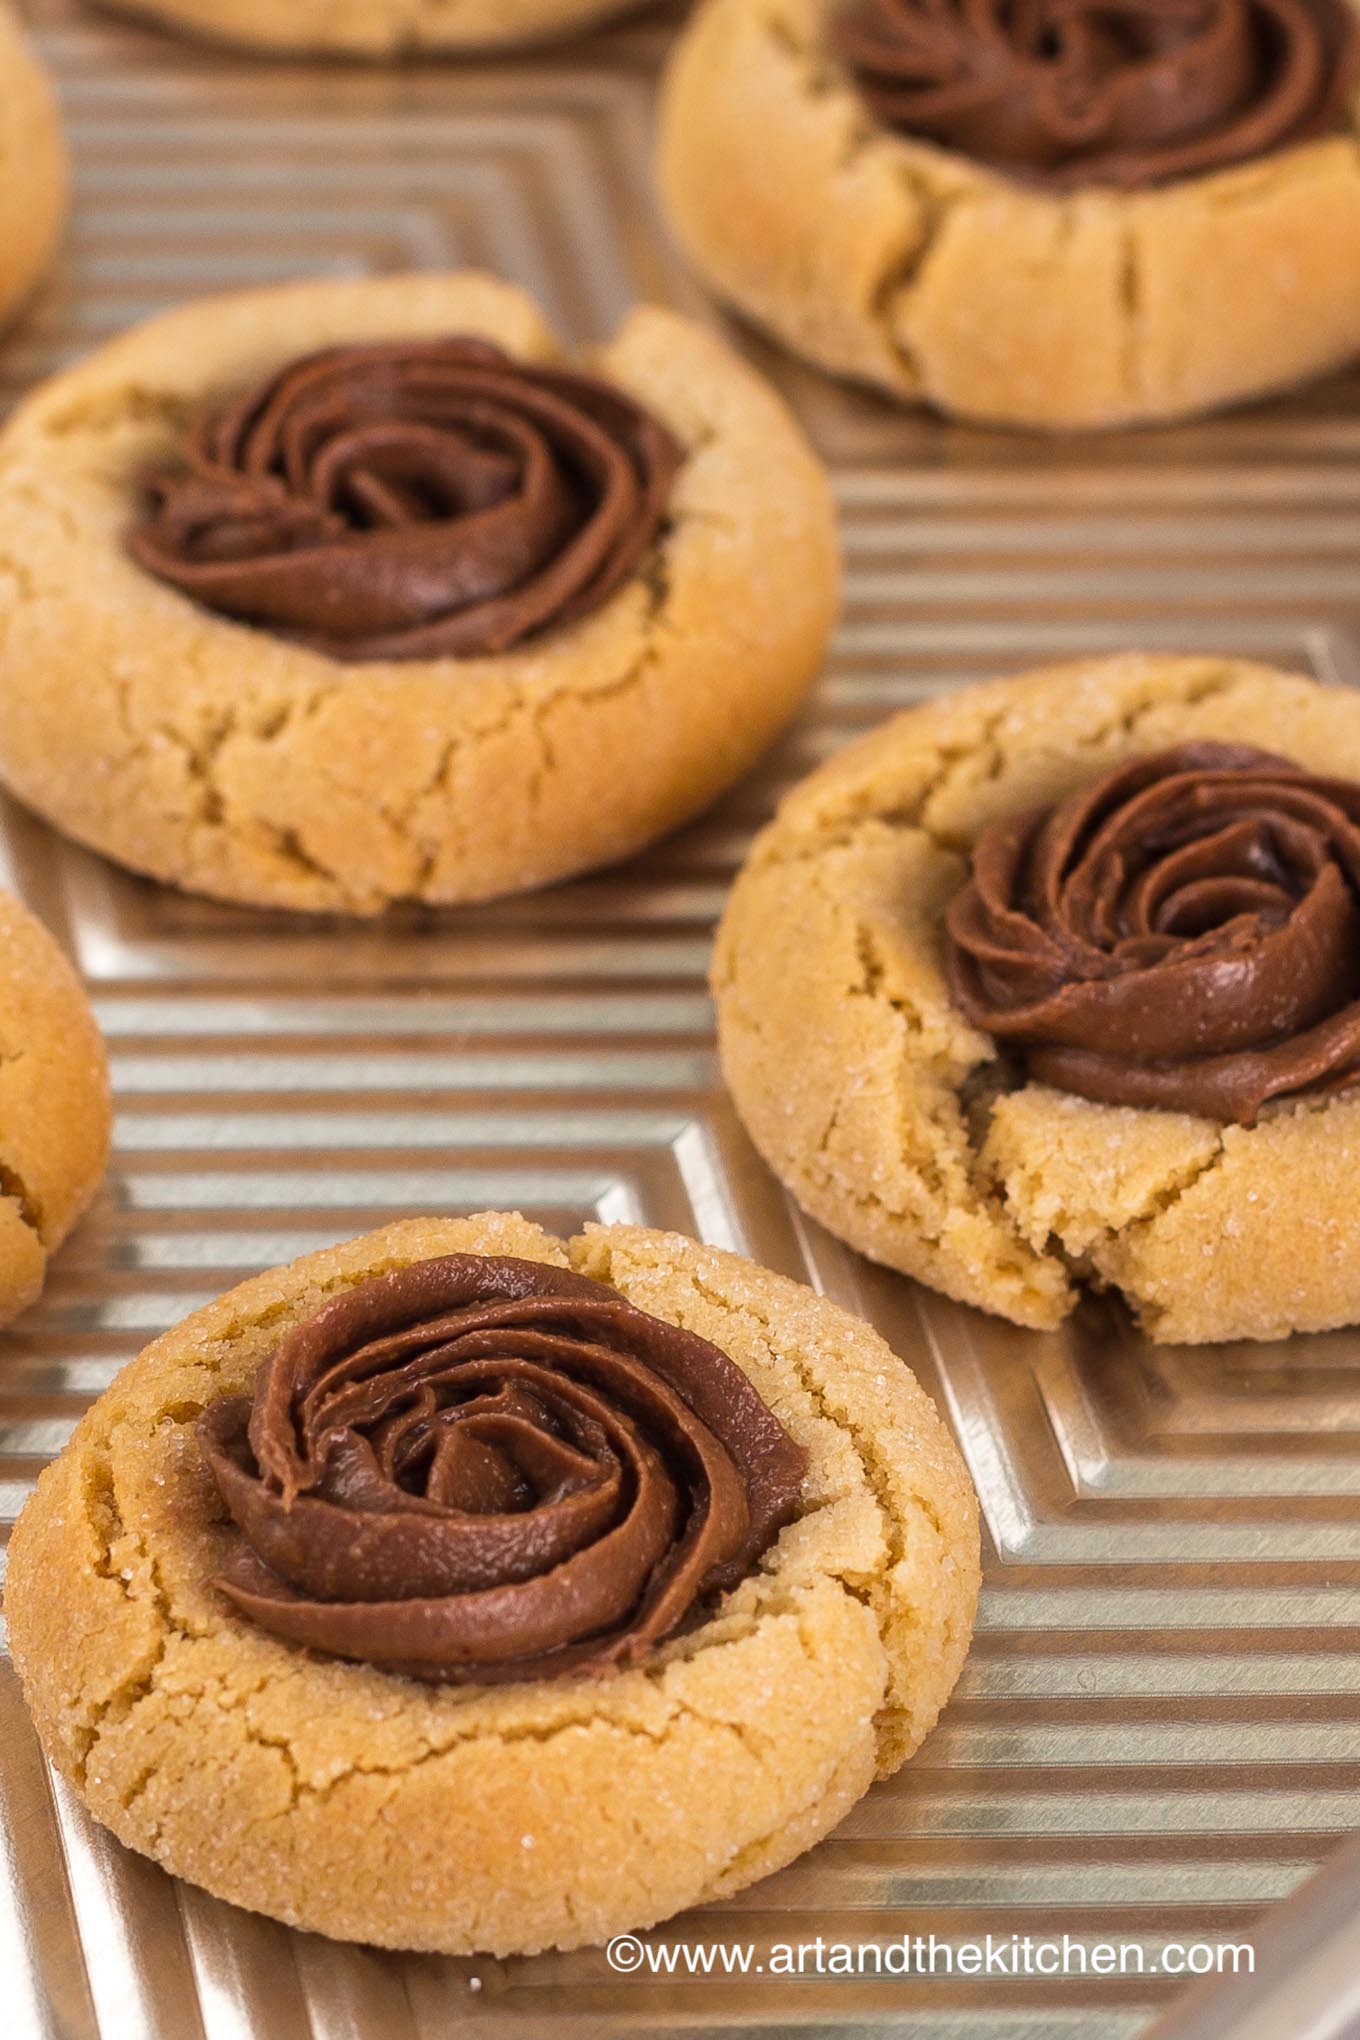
[2,0,1360,2031]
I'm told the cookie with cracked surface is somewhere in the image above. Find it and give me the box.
[714,653,1360,1344]
[4,1212,978,1955]
[0,8,66,334]
[0,271,838,913]
[657,0,1360,429]
[91,0,649,57]
[0,887,109,1327]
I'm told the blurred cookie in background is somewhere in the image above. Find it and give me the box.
[0,886,109,1328]
[658,0,1360,429]
[0,7,66,336]
[90,0,657,57]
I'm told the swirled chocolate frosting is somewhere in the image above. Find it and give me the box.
[944,743,1360,1123]
[833,0,1360,188]
[129,337,682,661]
[197,1254,807,1684]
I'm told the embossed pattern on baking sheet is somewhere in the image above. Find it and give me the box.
[1,0,1359,2032]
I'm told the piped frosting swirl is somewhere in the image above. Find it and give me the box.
[130,337,681,662]
[944,742,1360,1123]
[198,1253,807,1684]
[833,0,1360,189]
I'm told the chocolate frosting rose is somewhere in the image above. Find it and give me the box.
[833,0,1360,189]
[197,1253,807,1683]
[129,337,682,662]
[944,743,1360,1124]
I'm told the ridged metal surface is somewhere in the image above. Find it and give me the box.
[2,1,1360,2032]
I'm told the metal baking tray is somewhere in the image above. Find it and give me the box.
[2,1,1359,2032]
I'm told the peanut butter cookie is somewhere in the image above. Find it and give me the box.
[0,8,66,334]
[0,272,838,913]
[5,1213,978,1955]
[93,0,647,57]
[657,0,1360,429]
[0,887,109,1327]
[715,653,1360,1343]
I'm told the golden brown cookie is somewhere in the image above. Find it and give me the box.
[5,1213,978,1955]
[0,272,839,914]
[0,8,66,333]
[714,653,1360,1344]
[657,0,1360,429]
[0,887,109,1326]
[93,0,647,57]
